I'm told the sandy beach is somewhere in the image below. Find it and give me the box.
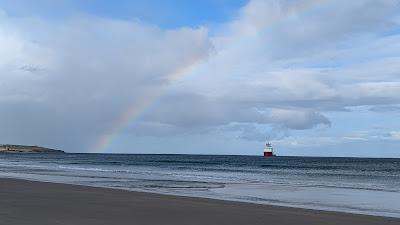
[0,178,399,225]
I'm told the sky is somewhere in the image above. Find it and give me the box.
[0,0,400,157]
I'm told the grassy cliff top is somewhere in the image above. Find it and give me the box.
[0,145,65,153]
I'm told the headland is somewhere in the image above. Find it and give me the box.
[0,145,64,153]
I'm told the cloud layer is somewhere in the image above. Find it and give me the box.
[0,12,212,150]
[1,0,400,153]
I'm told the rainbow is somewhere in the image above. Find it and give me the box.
[92,0,325,153]
[92,60,201,153]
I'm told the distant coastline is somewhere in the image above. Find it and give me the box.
[0,144,64,153]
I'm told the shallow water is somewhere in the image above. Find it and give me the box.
[0,154,399,217]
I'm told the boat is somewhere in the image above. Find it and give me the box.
[263,142,275,157]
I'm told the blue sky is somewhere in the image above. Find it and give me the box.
[0,0,246,28]
[0,0,400,157]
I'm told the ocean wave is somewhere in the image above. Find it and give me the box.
[58,165,130,173]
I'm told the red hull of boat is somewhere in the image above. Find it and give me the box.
[264,152,273,157]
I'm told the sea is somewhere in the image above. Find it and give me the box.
[0,154,399,218]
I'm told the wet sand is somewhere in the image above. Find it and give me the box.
[0,178,399,225]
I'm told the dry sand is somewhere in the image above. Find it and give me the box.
[0,178,399,225]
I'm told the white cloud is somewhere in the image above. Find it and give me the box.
[274,136,340,148]
[153,0,400,143]
[387,131,400,140]
[0,11,212,150]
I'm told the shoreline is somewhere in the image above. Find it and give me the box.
[1,178,399,225]
[2,174,399,218]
